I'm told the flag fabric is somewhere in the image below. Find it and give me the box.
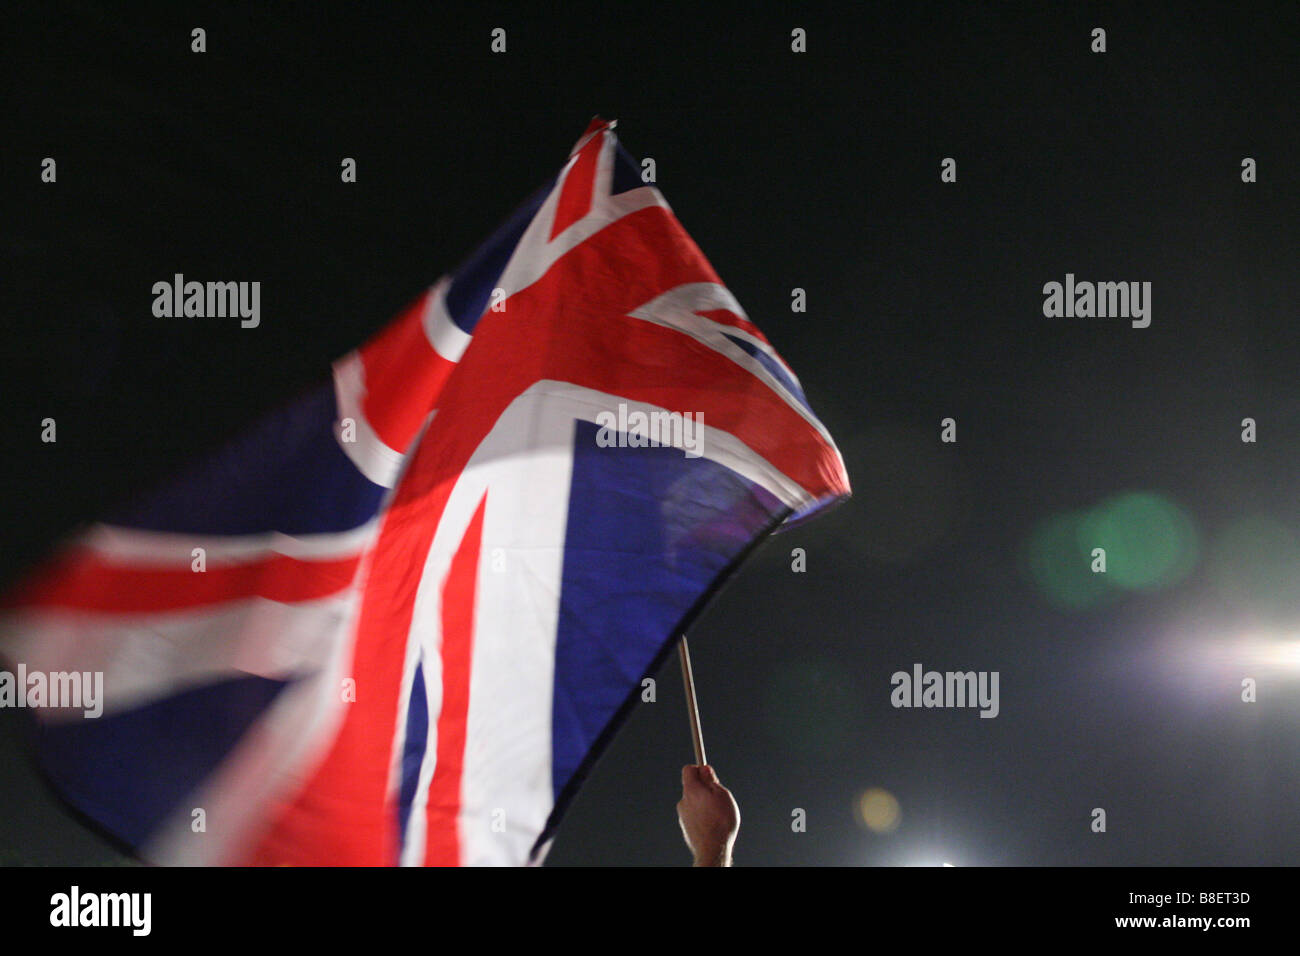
[1,118,851,865]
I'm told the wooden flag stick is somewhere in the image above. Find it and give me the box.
[678,635,708,767]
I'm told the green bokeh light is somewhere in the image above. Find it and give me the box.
[1078,492,1199,591]
[1024,492,1198,608]
[1024,511,1118,609]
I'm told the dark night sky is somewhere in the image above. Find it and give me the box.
[3,2,1298,865]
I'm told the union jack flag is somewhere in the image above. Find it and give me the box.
[1,118,850,865]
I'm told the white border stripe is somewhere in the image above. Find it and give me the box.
[627,282,837,451]
[142,581,367,865]
[450,392,574,866]
[331,351,407,487]
[2,593,357,719]
[420,277,473,362]
[79,521,378,565]
[495,129,667,304]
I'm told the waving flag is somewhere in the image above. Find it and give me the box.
[1,119,850,865]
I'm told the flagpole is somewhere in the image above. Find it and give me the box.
[678,635,708,766]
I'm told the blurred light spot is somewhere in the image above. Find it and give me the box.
[1145,622,1300,706]
[1079,492,1198,591]
[1023,492,1198,608]
[855,787,901,833]
[1201,632,1300,673]
[1023,511,1117,609]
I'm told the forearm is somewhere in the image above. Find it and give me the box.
[693,844,733,867]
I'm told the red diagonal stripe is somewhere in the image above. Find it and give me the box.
[549,133,601,239]
[695,307,769,344]
[358,291,457,454]
[424,492,487,866]
[5,550,362,613]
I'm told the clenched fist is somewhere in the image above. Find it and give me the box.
[677,765,739,866]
